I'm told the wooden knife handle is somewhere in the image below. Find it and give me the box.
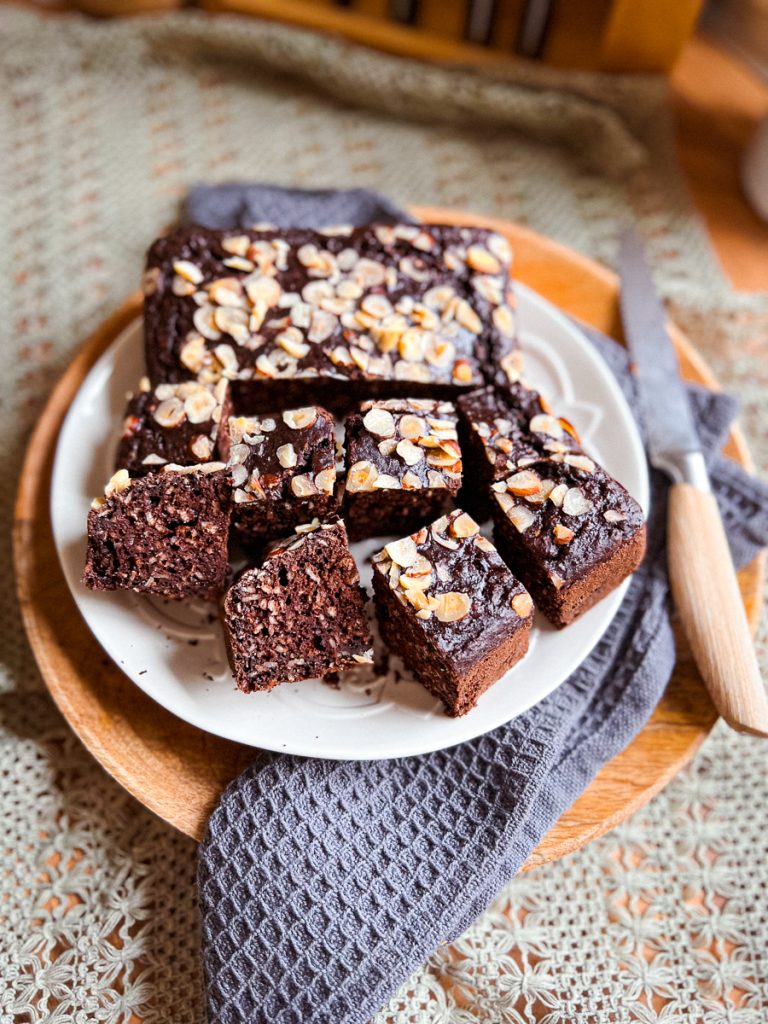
[668,482,768,737]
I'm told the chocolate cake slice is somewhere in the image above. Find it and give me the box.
[372,509,533,716]
[142,223,519,411]
[457,383,581,521]
[223,518,373,693]
[116,378,231,475]
[83,464,231,601]
[343,397,462,540]
[227,405,338,545]
[491,456,646,627]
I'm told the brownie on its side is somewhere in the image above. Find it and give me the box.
[142,223,519,412]
[83,464,231,601]
[223,518,373,693]
[227,406,338,544]
[372,509,533,717]
[116,378,232,475]
[343,398,462,541]
[491,457,646,628]
[456,383,581,522]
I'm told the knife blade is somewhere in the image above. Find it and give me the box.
[618,226,768,738]
[618,229,707,487]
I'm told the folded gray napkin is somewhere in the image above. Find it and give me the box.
[193,185,768,1024]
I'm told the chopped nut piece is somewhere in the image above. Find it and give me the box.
[474,535,494,552]
[362,408,396,437]
[511,592,534,618]
[466,245,501,275]
[435,591,472,622]
[562,487,594,517]
[505,470,542,496]
[449,512,479,538]
[291,474,318,497]
[402,471,422,489]
[315,467,336,494]
[346,460,379,492]
[153,397,185,429]
[549,483,568,507]
[276,443,297,469]
[553,523,575,545]
[396,439,424,466]
[564,454,596,474]
[399,414,427,439]
[373,474,400,489]
[504,503,536,533]
[283,407,318,430]
[104,469,132,497]
[184,389,217,424]
[604,509,627,523]
[530,413,563,438]
[173,260,204,284]
[190,435,215,460]
[385,537,418,568]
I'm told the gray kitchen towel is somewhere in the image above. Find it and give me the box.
[195,185,768,1024]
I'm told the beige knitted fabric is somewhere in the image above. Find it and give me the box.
[1,9,766,1022]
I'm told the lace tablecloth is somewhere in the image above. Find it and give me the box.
[1,10,766,1022]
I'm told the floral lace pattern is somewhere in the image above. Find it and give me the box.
[1,10,766,1022]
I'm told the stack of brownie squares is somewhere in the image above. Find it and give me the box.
[84,223,646,716]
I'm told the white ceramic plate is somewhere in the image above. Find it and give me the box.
[51,284,649,760]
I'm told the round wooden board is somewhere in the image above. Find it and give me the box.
[14,208,764,866]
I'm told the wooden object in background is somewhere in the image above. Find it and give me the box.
[195,0,702,71]
[668,484,768,737]
[599,0,704,72]
[14,208,764,859]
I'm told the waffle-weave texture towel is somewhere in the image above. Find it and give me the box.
[196,186,768,1024]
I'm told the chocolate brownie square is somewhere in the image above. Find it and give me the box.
[83,464,231,601]
[372,509,533,716]
[228,405,338,544]
[456,383,582,521]
[491,456,646,627]
[142,223,520,412]
[116,378,231,475]
[343,398,462,541]
[223,517,373,693]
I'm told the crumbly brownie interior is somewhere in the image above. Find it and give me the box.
[224,519,372,693]
[83,467,231,601]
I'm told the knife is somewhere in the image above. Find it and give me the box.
[619,228,768,737]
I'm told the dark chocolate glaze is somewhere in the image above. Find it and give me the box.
[372,509,531,674]
[142,224,519,410]
[457,384,582,481]
[229,406,338,540]
[115,381,231,475]
[492,459,645,586]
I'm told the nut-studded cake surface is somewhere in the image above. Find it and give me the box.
[226,405,338,542]
[372,509,533,715]
[343,398,462,540]
[458,383,582,482]
[142,223,519,410]
[491,454,646,626]
[223,517,373,693]
[116,378,231,475]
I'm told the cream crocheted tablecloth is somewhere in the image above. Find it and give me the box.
[1,10,767,1023]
